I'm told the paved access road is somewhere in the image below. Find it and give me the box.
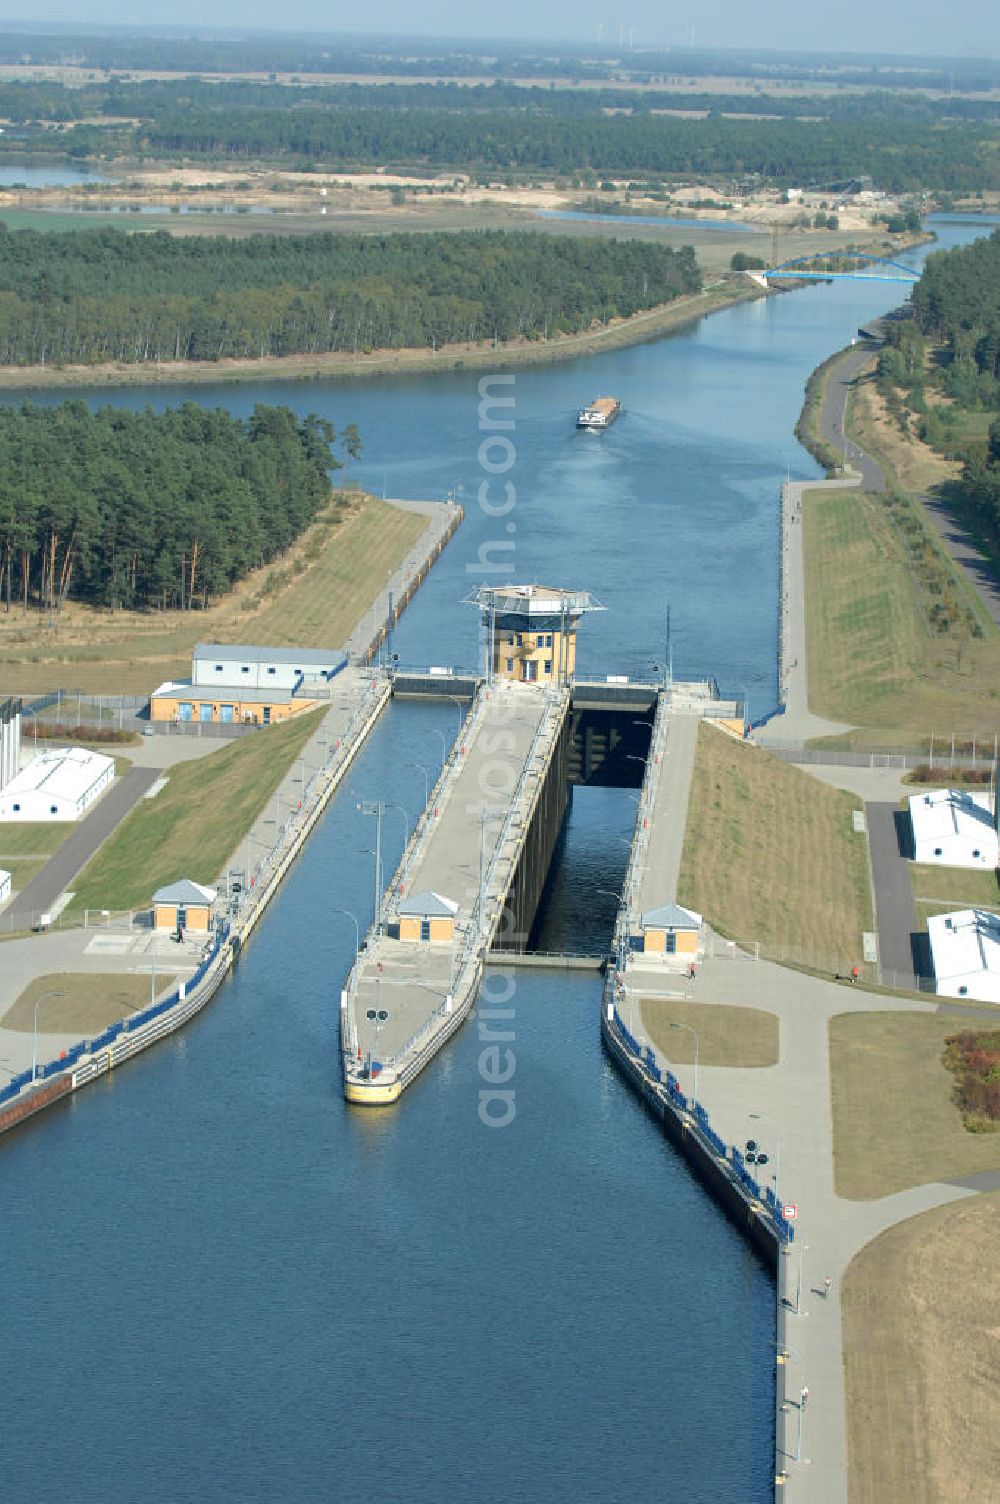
[865,801,919,990]
[2,767,161,930]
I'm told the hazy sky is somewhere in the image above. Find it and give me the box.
[0,4,997,62]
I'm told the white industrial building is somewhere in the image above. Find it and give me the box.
[908,788,998,869]
[0,745,115,822]
[928,909,1000,1004]
[192,643,347,692]
[0,867,10,906]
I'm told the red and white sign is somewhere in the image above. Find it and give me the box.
[782,1204,798,1221]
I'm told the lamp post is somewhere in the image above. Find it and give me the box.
[596,887,628,977]
[334,907,361,955]
[386,800,410,845]
[774,1344,807,1463]
[447,697,466,736]
[668,1018,700,1104]
[357,800,384,930]
[427,728,449,768]
[410,762,431,806]
[31,989,65,1081]
[747,1110,782,1203]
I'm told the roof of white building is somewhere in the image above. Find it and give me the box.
[0,866,10,886]
[150,680,300,707]
[927,908,1000,984]
[2,745,114,803]
[641,903,703,930]
[398,890,459,918]
[909,788,996,848]
[153,879,218,905]
[194,642,344,669]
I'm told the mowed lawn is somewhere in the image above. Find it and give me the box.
[2,973,177,1035]
[639,997,778,1067]
[843,1193,1000,1504]
[0,495,428,695]
[677,724,873,974]
[803,485,1000,746]
[69,708,324,912]
[909,861,1000,928]
[829,1009,1000,1199]
[249,498,425,646]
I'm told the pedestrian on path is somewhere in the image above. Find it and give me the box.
[800,1385,809,1408]
[688,961,697,980]
[823,1276,833,1297]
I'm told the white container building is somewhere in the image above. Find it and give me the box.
[928,909,1000,1004]
[908,788,998,869]
[0,745,115,822]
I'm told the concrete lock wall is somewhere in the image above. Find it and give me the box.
[495,706,571,952]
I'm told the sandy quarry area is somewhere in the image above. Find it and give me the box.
[0,163,886,235]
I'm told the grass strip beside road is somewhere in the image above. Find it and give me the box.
[639,997,778,1067]
[842,1193,1000,1504]
[830,1010,1000,1199]
[803,484,1000,747]
[67,708,325,913]
[678,724,873,976]
[1,972,178,1034]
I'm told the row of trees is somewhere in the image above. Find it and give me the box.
[4,77,1000,126]
[2,31,1000,93]
[0,229,701,365]
[879,232,1000,548]
[0,402,342,611]
[132,110,1000,190]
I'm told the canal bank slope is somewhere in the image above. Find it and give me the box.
[0,279,765,390]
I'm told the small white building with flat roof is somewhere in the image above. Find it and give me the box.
[928,908,1000,1003]
[908,788,998,869]
[0,867,10,906]
[0,745,115,822]
[192,642,346,692]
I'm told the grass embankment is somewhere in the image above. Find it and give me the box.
[677,723,872,975]
[909,863,1000,928]
[2,973,177,1034]
[68,708,324,913]
[803,483,1000,748]
[0,822,73,894]
[830,1010,1000,1199]
[0,276,763,391]
[0,494,426,695]
[843,1194,1000,1504]
[639,998,778,1067]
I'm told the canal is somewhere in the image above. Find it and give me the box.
[2,217,993,1501]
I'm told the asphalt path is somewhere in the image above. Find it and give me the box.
[865,800,919,990]
[817,331,1000,625]
[2,767,161,929]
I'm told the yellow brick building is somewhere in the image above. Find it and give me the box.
[469,584,603,685]
[152,879,217,933]
[396,890,459,943]
[149,682,316,726]
[636,903,702,959]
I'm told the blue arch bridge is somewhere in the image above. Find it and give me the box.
[759,252,920,284]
